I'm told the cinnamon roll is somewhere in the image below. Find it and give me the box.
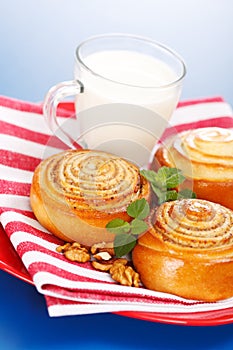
[152,127,233,210]
[30,149,151,246]
[132,198,233,301]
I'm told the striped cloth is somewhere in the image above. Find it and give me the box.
[1,95,233,317]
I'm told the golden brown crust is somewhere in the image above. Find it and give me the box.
[30,149,151,246]
[132,199,233,301]
[151,127,233,210]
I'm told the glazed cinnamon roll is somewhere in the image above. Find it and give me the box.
[30,149,150,246]
[132,198,233,301]
[152,127,233,210]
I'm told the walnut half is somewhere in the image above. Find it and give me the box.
[110,260,141,287]
[56,242,90,263]
[91,260,113,272]
[57,241,141,287]
[90,242,114,256]
[91,257,140,287]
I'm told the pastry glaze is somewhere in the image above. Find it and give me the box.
[152,127,233,210]
[132,199,233,301]
[30,149,151,246]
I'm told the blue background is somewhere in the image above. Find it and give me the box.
[1,1,233,349]
[0,0,233,105]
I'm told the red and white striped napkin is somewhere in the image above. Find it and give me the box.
[1,95,233,317]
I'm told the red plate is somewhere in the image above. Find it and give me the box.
[1,223,233,326]
[2,101,233,326]
[0,224,34,285]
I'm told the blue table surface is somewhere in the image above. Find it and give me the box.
[1,1,233,349]
[1,269,233,350]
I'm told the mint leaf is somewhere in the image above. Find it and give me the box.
[178,189,196,199]
[151,183,164,198]
[106,218,130,234]
[140,167,185,190]
[165,190,179,201]
[130,218,148,235]
[114,233,137,257]
[158,190,178,204]
[140,169,159,184]
[157,167,185,189]
[140,166,195,205]
[127,198,150,219]
[106,165,196,258]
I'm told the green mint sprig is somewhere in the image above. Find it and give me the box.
[106,166,196,257]
[140,166,196,205]
[106,198,149,257]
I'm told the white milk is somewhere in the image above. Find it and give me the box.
[73,50,182,166]
[76,50,179,116]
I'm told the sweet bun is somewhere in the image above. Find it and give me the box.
[152,127,233,210]
[30,149,151,246]
[132,198,233,301]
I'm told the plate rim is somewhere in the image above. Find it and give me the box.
[1,99,233,326]
[0,225,233,326]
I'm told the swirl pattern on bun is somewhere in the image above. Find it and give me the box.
[30,149,150,245]
[153,199,233,249]
[152,127,233,209]
[132,199,233,301]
